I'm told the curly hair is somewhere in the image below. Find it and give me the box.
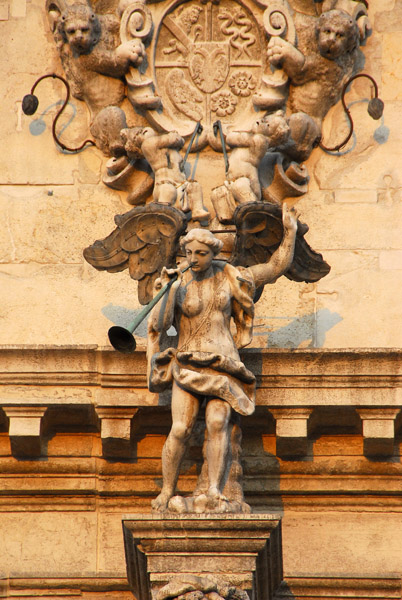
[181,228,223,256]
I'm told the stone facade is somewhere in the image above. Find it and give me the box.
[1,0,402,598]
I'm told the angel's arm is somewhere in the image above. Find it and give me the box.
[248,203,297,287]
[149,267,182,332]
[226,130,253,148]
[267,37,315,84]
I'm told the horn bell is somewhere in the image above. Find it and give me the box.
[108,325,137,354]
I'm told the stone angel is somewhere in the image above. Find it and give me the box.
[147,204,298,514]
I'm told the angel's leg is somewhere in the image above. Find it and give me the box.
[152,382,199,511]
[153,182,177,205]
[229,175,261,204]
[205,399,231,499]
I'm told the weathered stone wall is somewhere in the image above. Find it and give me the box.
[0,1,402,599]
[0,347,402,598]
[0,0,401,349]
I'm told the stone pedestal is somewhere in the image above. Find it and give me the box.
[122,514,283,600]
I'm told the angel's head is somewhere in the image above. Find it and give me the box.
[316,9,359,59]
[181,229,223,272]
[121,126,155,159]
[90,106,127,157]
[253,111,290,147]
[284,112,321,162]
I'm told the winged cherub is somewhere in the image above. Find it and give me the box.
[225,111,290,204]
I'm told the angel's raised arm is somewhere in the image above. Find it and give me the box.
[248,203,297,287]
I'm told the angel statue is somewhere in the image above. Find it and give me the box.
[147,203,298,514]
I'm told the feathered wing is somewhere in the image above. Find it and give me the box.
[83,204,187,304]
[230,202,330,291]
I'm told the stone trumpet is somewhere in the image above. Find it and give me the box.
[108,264,192,353]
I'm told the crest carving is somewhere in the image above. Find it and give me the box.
[40,0,379,309]
[153,0,262,137]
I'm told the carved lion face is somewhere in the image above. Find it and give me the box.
[61,5,100,55]
[317,10,359,60]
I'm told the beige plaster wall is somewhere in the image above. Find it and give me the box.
[0,6,401,597]
[0,0,401,349]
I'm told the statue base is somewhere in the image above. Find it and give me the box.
[122,513,283,600]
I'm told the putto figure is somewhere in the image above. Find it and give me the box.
[148,205,298,513]
[226,111,290,204]
[48,0,145,117]
[267,8,361,128]
[121,126,210,220]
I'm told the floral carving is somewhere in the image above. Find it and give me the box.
[228,71,256,97]
[211,90,237,116]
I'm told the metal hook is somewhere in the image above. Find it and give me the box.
[22,73,95,153]
[213,120,229,173]
[183,121,203,166]
[320,73,383,153]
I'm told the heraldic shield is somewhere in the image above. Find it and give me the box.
[153,0,262,133]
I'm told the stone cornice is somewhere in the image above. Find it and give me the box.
[0,346,401,459]
[0,346,401,391]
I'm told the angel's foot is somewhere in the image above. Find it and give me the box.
[151,490,172,512]
[207,486,227,502]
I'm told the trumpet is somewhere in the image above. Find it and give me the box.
[108,263,192,353]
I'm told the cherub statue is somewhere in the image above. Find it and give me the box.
[48,1,146,118]
[121,127,210,221]
[148,205,298,513]
[225,111,290,204]
[267,9,361,127]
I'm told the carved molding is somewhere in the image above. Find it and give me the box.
[1,575,400,600]
[0,347,401,462]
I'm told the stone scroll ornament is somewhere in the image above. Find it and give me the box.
[44,0,377,513]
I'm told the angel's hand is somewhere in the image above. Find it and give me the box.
[116,40,145,67]
[282,202,298,234]
[267,37,305,75]
[160,266,182,288]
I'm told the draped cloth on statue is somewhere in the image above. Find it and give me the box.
[149,349,256,415]
[147,263,256,416]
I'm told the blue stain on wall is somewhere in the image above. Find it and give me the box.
[373,122,390,144]
[29,101,77,137]
[322,98,389,156]
[266,309,343,348]
[102,304,149,339]
[103,305,341,348]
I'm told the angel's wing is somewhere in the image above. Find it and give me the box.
[83,203,187,304]
[230,202,330,286]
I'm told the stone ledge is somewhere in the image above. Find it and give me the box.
[276,575,402,599]
[0,346,401,390]
[1,575,400,600]
[0,347,401,459]
[0,576,131,599]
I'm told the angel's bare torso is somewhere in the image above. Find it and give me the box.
[175,265,240,360]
